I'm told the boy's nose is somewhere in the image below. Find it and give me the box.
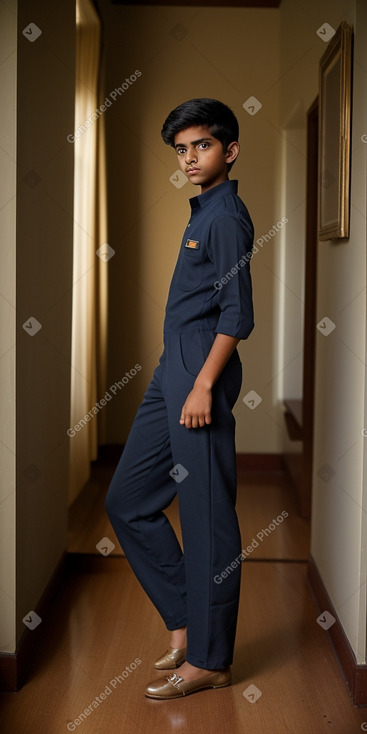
[185,148,197,164]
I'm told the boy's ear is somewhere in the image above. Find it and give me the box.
[225,141,240,165]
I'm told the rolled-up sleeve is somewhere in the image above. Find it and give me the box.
[208,214,254,340]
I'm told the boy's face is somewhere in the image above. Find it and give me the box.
[173,125,239,193]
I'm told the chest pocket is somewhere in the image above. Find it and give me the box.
[176,247,204,291]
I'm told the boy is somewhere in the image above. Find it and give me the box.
[105,98,254,700]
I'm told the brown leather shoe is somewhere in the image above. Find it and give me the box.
[154,647,186,670]
[145,668,231,699]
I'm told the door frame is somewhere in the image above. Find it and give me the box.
[300,97,319,518]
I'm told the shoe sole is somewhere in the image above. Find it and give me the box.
[145,680,231,699]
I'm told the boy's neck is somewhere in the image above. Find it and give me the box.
[200,176,230,195]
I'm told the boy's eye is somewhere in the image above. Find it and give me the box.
[176,142,210,155]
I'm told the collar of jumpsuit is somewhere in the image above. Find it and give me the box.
[188,179,238,215]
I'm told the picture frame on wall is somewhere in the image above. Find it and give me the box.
[318,21,353,241]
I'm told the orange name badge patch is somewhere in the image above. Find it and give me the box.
[185,239,199,249]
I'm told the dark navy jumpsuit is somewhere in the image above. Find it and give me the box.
[105,179,254,669]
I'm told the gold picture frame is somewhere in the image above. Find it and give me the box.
[318,21,353,240]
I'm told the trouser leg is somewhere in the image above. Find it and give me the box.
[164,331,243,669]
[105,366,187,630]
[106,330,243,669]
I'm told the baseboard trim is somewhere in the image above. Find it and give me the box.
[0,551,68,692]
[307,554,367,706]
[236,453,286,472]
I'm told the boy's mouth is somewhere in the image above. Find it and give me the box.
[187,167,200,174]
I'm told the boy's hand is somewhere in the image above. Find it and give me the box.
[179,383,212,428]
[179,333,240,428]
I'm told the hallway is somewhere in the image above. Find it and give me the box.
[1,1,367,731]
[0,466,365,733]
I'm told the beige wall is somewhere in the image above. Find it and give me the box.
[278,0,367,663]
[96,1,282,453]
[311,0,367,664]
[13,0,75,648]
[0,0,17,654]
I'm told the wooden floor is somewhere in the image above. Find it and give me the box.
[1,464,366,733]
[67,461,310,561]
